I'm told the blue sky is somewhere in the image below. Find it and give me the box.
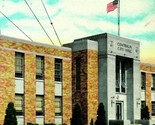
[0,0,155,63]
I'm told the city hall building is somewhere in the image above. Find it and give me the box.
[0,33,155,125]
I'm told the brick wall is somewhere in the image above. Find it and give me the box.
[87,50,98,123]
[72,49,98,124]
[141,63,155,118]
[0,49,15,124]
[25,53,36,123]
[0,38,72,124]
[44,57,55,123]
[63,59,72,124]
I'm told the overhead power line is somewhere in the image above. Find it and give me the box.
[41,0,62,46]
[0,11,34,42]
[24,0,54,45]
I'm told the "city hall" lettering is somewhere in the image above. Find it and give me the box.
[117,42,132,53]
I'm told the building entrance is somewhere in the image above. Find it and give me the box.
[116,102,123,120]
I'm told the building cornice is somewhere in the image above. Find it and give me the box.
[0,35,71,51]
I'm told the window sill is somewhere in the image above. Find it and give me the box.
[152,116,155,119]
[15,77,24,80]
[141,89,146,92]
[55,81,62,84]
[36,116,44,118]
[36,79,44,82]
[151,91,155,93]
[116,92,127,95]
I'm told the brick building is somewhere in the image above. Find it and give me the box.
[0,35,72,125]
[0,33,155,125]
[140,63,155,119]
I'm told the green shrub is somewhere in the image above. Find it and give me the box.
[4,102,17,125]
[141,106,150,120]
[95,103,106,125]
[71,103,84,125]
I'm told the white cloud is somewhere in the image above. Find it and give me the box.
[120,0,154,17]
[0,1,29,16]
[0,0,155,63]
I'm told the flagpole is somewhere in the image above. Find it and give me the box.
[118,0,120,36]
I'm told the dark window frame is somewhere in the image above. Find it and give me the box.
[15,94,24,116]
[141,101,146,109]
[141,72,146,90]
[152,101,155,116]
[55,59,62,82]
[36,95,44,116]
[76,57,81,90]
[151,74,155,91]
[15,52,24,78]
[36,56,44,80]
[55,96,62,116]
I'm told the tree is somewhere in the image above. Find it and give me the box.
[141,106,150,120]
[71,103,84,125]
[4,102,17,125]
[95,103,106,125]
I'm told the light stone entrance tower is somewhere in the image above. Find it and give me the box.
[65,33,141,125]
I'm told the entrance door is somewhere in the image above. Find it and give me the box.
[116,103,123,120]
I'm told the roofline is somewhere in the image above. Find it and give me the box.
[74,33,107,41]
[0,35,71,51]
[141,62,155,67]
[74,32,140,44]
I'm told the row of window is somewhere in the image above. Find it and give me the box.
[141,72,155,90]
[15,52,62,81]
[141,101,155,116]
[15,94,62,116]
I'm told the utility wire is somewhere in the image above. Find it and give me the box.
[24,0,54,45]
[0,11,34,42]
[41,0,62,46]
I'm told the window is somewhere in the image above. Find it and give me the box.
[36,95,44,115]
[141,72,146,90]
[152,101,155,116]
[15,94,24,115]
[151,74,155,90]
[36,56,44,80]
[55,96,62,116]
[15,52,24,78]
[55,59,62,82]
[76,57,81,90]
[116,59,127,93]
[141,101,146,109]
